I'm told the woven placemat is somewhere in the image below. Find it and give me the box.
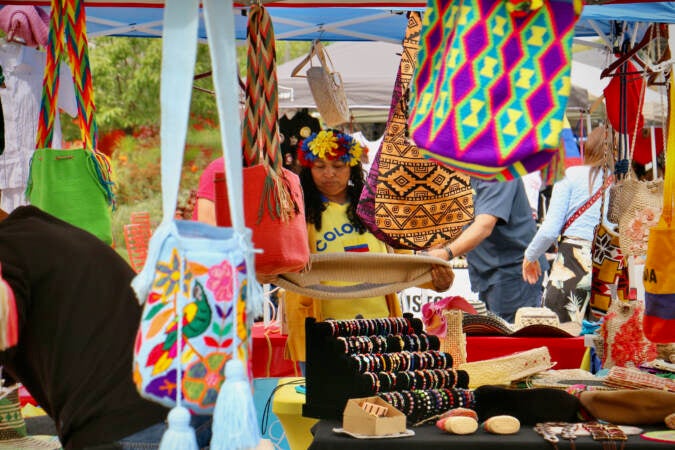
[275,252,451,300]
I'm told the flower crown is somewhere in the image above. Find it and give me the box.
[297,130,363,168]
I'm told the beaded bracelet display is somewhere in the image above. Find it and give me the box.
[378,388,476,425]
[350,350,455,374]
[325,317,413,337]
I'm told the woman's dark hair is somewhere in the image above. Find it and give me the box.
[299,164,367,233]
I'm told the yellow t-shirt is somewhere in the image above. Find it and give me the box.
[308,201,389,320]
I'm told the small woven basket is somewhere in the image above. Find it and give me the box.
[440,310,466,367]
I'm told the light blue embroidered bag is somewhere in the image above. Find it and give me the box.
[130,1,262,448]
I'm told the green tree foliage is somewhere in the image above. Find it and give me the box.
[87,36,311,136]
[89,37,220,133]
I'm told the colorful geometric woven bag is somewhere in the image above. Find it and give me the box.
[590,222,629,319]
[373,12,473,250]
[409,0,582,181]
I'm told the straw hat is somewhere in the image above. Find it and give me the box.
[462,312,514,336]
[0,6,49,48]
[0,390,61,449]
[458,346,555,388]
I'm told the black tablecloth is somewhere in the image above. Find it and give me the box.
[309,420,670,450]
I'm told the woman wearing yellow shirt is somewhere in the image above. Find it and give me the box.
[285,129,453,367]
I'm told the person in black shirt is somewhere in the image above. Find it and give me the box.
[0,206,172,449]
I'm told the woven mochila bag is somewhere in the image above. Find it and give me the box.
[27,0,115,244]
[371,11,473,250]
[132,1,263,447]
[408,0,582,181]
[216,3,309,276]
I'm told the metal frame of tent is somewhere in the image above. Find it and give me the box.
[0,1,674,44]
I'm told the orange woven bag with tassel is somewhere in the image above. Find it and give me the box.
[214,4,309,275]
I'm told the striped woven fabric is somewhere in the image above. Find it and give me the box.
[241,4,297,222]
[604,366,675,392]
[242,4,280,168]
[409,0,582,181]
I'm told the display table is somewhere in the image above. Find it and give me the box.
[466,336,586,369]
[308,420,667,450]
[252,322,300,378]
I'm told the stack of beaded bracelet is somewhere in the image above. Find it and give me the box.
[326,317,414,337]
[378,388,476,425]
[351,351,455,375]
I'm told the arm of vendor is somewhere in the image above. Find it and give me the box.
[426,213,497,261]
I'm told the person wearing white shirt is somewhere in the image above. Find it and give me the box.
[522,126,613,325]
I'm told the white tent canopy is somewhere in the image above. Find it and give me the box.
[276,41,399,121]
[277,41,594,122]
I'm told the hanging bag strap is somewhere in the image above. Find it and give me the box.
[242,4,280,168]
[38,0,97,150]
[289,39,317,78]
[35,0,66,150]
[662,61,675,228]
[290,40,336,78]
[242,4,296,222]
[562,174,614,234]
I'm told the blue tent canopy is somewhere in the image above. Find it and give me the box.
[0,2,673,42]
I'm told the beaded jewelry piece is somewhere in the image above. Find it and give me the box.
[534,423,561,449]
[583,422,627,450]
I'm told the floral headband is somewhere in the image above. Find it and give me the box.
[297,130,363,168]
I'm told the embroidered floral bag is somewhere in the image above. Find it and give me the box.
[131,0,261,421]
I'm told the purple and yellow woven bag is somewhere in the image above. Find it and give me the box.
[409,0,582,181]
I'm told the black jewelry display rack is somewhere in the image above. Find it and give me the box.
[303,313,471,422]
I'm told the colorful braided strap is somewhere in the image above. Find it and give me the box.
[242,4,296,222]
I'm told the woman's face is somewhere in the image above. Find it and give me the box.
[310,159,351,202]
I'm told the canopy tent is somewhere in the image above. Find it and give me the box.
[276,40,592,122]
[0,2,674,43]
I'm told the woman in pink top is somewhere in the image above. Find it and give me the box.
[192,156,224,225]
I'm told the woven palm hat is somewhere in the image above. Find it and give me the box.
[462,312,514,336]
[512,307,577,338]
[458,346,555,388]
[0,390,61,449]
[275,252,452,300]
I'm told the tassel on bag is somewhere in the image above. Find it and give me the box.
[158,232,199,450]
[210,359,261,450]
[159,406,199,450]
